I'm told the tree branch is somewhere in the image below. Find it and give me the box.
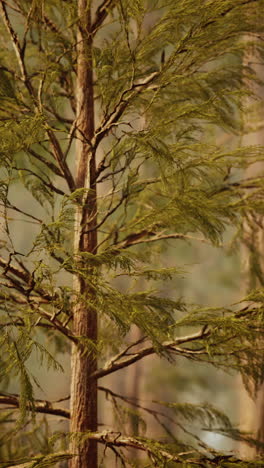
[0,287,49,305]
[36,305,77,344]
[0,0,36,100]
[76,431,211,466]
[0,254,61,303]
[2,201,42,224]
[0,255,31,285]
[27,148,64,178]
[115,231,214,249]
[91,0,118,35]
[91,328,210,380]
[1,0,21,15]
[93,0,260,150]
[94,72,159,148]
[0,392,69,419]
[202,0,259,29]
[46,129,76,192]
[99,385,213,452]
[13,167,66,197]
[0,1,26,80]
[0,276,76,342]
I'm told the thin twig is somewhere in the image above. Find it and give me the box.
[0,1,27,80]
[27,148,64,177]
[46,128,76,192]
[1,202,42,224]
[13,167,66,197]
[91,0,118,35]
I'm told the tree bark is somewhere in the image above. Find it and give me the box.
[70,1,98,467]
[239,33,264,458]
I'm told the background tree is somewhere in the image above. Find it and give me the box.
[239,26,264,458]
[0,1,264,467]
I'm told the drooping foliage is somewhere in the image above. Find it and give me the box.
[0,0,264,466]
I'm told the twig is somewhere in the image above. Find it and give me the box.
[0,255,31,285]
[32,304,77,344]
[0,320,55,330]
[0,287,49,305]
[13,167,66,197]
[0,202,42,224]
[91,0,118,35]
[104,336,147,368]
[94,71,159,148]
[27,148,64,178]
[1,0,21,14]
[0,0,36,101]
[47,129,76,192]
[0,1,27,80]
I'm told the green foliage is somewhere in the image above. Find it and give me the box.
[0,0,264,466]
[0,452,72,468]
[160,402,233,431]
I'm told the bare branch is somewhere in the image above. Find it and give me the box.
[0,392,69,419]
[27,148,64,178]
[45,106,74,126]
[7,0,67,40]
[1,0,21,14]
[91,328,210,380]
[91,0,118,35]
[0,287,49,305]
[0,320,56,330]
[1,202,42,224]
[47,129,76,192]
[116,231,215,249]
[0,1,26,80]
[36,305,77,344]
[0,273,75,342]
[0,255,31,285]
[0,0,36,101]
[94,136,122,181]
[94,72,159,147]
[105,336,147,368]
[0,285,76,342]
[43,13,61,35]
[83,192,126,235]
[73,428,245,466]
[79,431,195,465]
[0,255,62,304]
[98,385,211,450]
[13,167,66,197]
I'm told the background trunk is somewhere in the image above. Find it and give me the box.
[239,36,264,458]
[70,2,98,467]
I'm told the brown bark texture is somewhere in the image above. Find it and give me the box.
[70,1,98,467]
[240,35,264,458]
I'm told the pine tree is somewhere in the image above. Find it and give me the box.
[0,1,264,467]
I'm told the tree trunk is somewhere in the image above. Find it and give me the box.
[70,1,98,467]
[240,34,264,458]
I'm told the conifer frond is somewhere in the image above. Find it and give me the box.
[0,452,72,468]
[159,401,233,431]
